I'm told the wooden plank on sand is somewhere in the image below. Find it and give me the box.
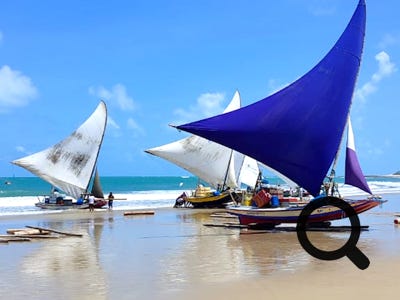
[239,225,370,234]
[25,225,83,237]
[0,236,31,242]
[124,210,155,216]
[7,229,50,235]
[0,234,57,239]
[209,214,237,219]
[203,223,247,229]
[7,228,29,234]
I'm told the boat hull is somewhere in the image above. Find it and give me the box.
[185,192,233,208]
[35,199,107,210]
[227,199,381,225]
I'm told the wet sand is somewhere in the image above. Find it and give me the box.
[0,196,399,300]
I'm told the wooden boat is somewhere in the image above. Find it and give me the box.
[146,91,259,208]
[181,185,235,208]
[229,198,381,226]
[12,101,108,210]
[174,0,383,225]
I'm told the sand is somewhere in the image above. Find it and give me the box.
[0,200,399,300]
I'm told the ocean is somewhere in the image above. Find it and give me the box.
[0,176,399,300]
[1,175,400,216]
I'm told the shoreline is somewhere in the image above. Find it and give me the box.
[0,201,399,299]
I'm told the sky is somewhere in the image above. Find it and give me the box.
[0,0,399,178]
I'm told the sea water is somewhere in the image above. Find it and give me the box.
[0,176,198,216]
[0,175,400,216]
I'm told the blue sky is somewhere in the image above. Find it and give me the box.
[0,0,398,178]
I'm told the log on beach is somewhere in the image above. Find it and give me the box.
[7,228,50,235]
[0,234,58,239]
[25,225,83,237]
[123,210,155,216]
[209,213,237,219]
[7,228,29,234]
[203,222,369,233]
[0,237,31,243]
[1,225,82,243]
[203,223,247,229]
[240,225,370,234]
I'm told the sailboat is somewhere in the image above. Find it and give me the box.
[174,0,383,224]
[12,101,108,210]
[146,91,260,208]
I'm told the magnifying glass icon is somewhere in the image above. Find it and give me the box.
[296,196,370,270]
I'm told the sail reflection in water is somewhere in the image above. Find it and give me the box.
[155,212,309,286]
[18,219,108,299]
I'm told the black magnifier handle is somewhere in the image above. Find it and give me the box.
[347,247,370,270]
[296,196,370,270]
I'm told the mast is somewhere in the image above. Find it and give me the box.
[325,115,349,196]
[222,149,235,191]
[85,100,108,193]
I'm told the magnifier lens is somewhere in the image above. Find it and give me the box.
[296,196,370,270]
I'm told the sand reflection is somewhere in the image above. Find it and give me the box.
[156,211,310,290]
[19,217,108,299]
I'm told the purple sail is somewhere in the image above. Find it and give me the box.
[177,0,366,196]
[345,119,372,194]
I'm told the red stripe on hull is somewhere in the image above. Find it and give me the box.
[235,200,380,225]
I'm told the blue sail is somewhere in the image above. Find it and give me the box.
[177,0,366,196]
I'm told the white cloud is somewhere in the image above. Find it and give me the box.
[173,92,226,124]
[308,6,335,17]
[107,116,120,129]
[307,0,336,16]
[267,79,291,95]
[355,51,396,104]
[127,117,145,136]
[15,146,29,155]
[0,65,38,112]
[89,83,135,111]
[365,138,391,157]
[374,51,397,79]
[378,33,399,49]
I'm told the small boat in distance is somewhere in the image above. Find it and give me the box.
[34,169,107,210]
[12,101,108,210]
[175,0,383,225]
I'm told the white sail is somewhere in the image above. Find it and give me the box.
[259,162,298,188]
[237,155,260,188]
[146,91,259,189]
[12,101,107,199]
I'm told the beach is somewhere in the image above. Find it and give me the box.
[0,193,399,300]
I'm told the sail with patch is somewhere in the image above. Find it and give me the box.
[12,101,107,200]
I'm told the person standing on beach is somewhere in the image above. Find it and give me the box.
[88,194,95,212]
[108,192,114,210]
